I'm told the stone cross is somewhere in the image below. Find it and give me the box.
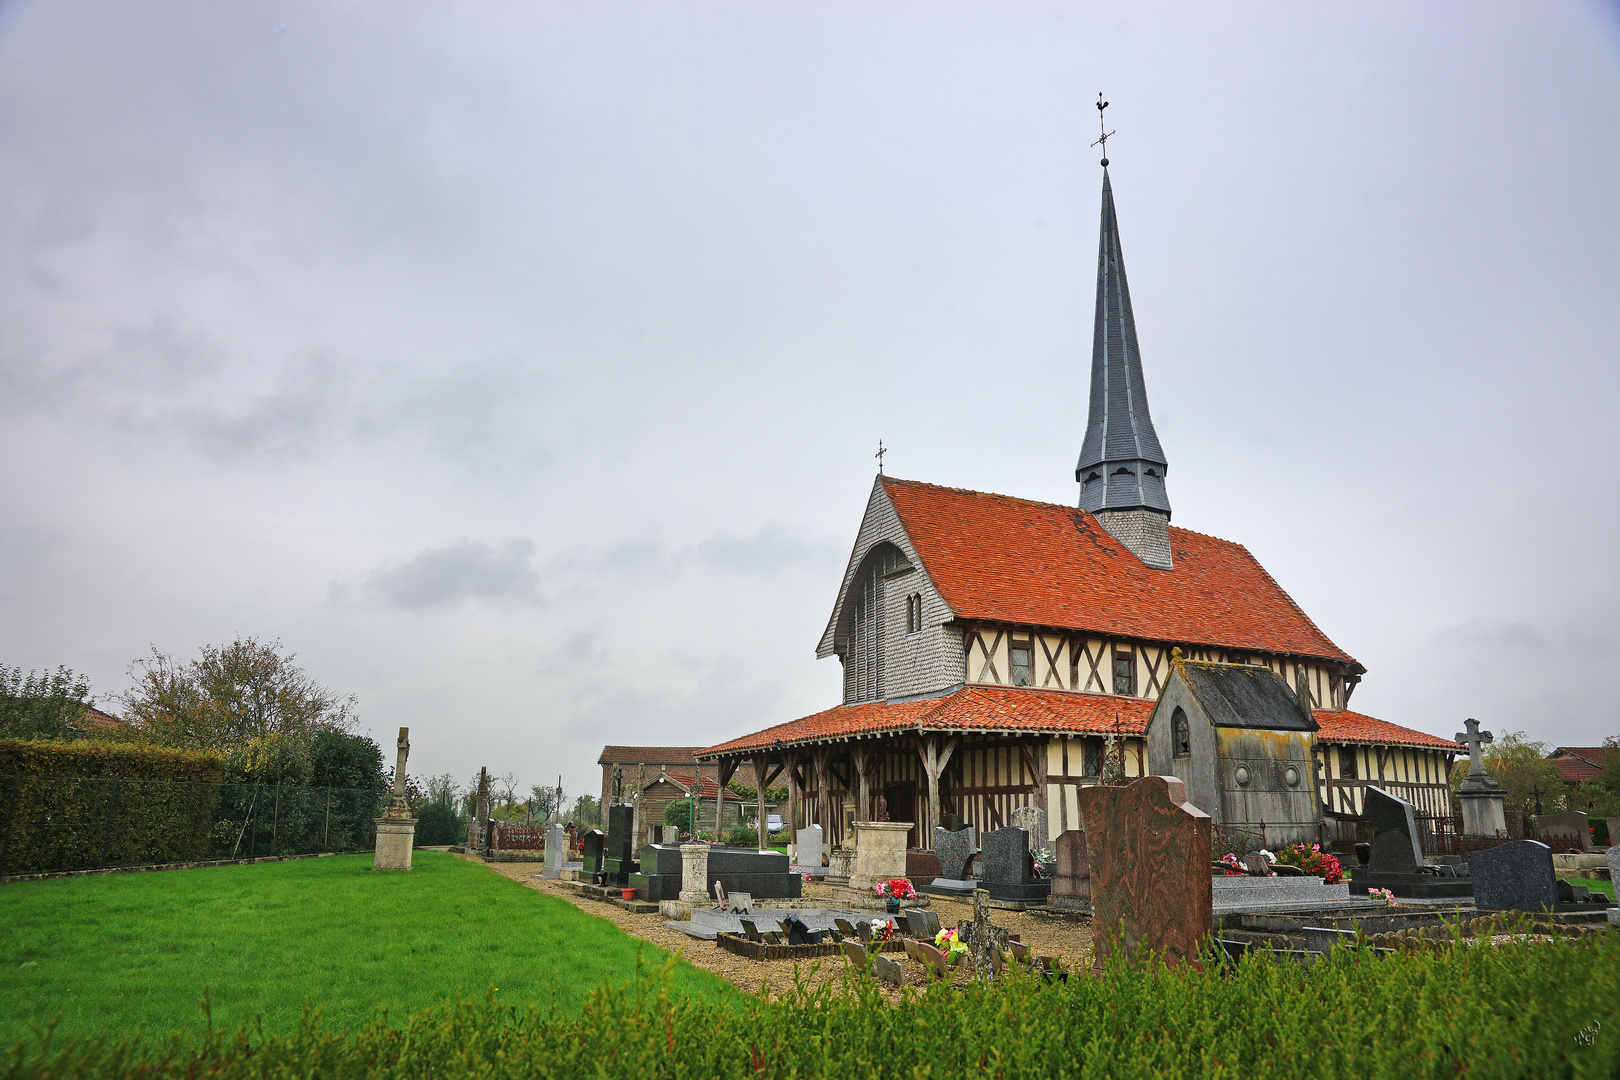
[1455,718,1494,776]
[960,888,1008,982]
[390,727,410,796]
[611,762,624,801]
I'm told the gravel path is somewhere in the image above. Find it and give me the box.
[474,856,1095,998]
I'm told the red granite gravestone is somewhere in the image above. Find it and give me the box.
[1076,775,1213,972]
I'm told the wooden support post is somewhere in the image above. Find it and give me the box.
[851,743,873,829]
[752,756,769,852]
[917,734,959,849]
[811,747,832,840]
[716,758,738,838]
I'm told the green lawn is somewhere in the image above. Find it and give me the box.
[1570,875,1615,901]
[0,852,738,1046]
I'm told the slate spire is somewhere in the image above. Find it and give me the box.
[1075,164,1173,569]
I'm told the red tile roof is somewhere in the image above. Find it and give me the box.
[879,477,1359,668]
[655,774,745,802]
[699,694,1457,758]
[1547,747,1616,785]
[699,686,1155,757]
[1312,710,1461,751]
[597,746,702,766]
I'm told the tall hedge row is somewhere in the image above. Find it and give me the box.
[0,739,224,782]
[0,742,383,875]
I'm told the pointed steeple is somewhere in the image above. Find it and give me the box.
[1075,165,1174,569]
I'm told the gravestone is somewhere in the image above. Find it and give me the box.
[580,829,605,879]
[1535,810,1592,852]
[796,824,824,867]
[872,955,905,987]
[1454,717,1508,837]
[541,823,565,879]
[1608,843,1620,884]
[662,826,679,844]
[934,825,977,880]
[1050,830,1089,911]
[847,821,911,893]
[940,813,966,833]
[1469,839,1573,911]
[627,843,685,901]
[957,889,1011,981]
[904,908,942,939]
[1009,807,1048,851]
[373,727,418,871]
[1350,786,1471,899]
[677,842,711,905]
[705,846,803,900]
[1076,775,1212,971]
[979,826,1051,905]
[600,804,638,887]
[1607,818,1620,850]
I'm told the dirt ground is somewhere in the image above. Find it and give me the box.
[473,857,1095,998]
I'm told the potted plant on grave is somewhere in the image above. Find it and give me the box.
[874,877,916,913]
[1275,842,1344,885]
[934,926,969,966]
[1031,848,1057,878]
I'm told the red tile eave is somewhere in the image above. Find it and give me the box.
[1312,710,1461,752]
[697,687,1154,759]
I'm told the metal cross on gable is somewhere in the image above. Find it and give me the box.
[1455,717,1494,776]
[875,439,887,474]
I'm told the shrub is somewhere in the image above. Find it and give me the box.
[414,802,462,846]
[722,825,757,847]
[8,928,1620,1079]
[663,799,698,829]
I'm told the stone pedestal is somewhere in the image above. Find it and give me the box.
[826,847,854,885]
[677,843,711,905]
[848,821,912,892]
[1458,775,1508,838]
[374,815,418,871]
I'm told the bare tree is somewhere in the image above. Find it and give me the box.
[495,771,520,814]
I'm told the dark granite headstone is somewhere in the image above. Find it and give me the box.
[940,813,966,833]
[1076,775,1212,971]
[600,804,638,886]
[628,844,685,901]
[1468,840,1558,911]
[1351,786,1471,899]
[934,825,977,880]
[580,829,605,877]
[1051,830,1089,909]
[704,846,802,900]
[980,826,1052,904]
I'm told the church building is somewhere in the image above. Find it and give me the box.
[697,153,1458,854]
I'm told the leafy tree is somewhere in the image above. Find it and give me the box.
[527,783,561,822]
[1601,735,1620,795]
[726,782,788,803]
[223,731,314,786]
[1448,731,1566,818]
[118,637,357,751]
[664,798,699,829]
[310,730,386,792]
[424,773,461,804]
[569,794,600,828]
[0,665,94,741]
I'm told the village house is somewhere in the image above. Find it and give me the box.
[697,163,1459,854]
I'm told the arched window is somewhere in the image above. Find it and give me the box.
[1172,707,1191,757]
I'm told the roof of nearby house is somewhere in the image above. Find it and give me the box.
[699,686,1156,756]
[641,773,745,801]
[697,687,1457,759]
[1175,661,1317,733]
[76,705,136,736]
[597,746,702,766]
[1312,710,1461,751]
[1547,747,1616,785]
[876,477,1359,669]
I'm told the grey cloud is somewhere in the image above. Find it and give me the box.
[1434,619,1548,653]
[341,538,544,609]
[546,524,841,581]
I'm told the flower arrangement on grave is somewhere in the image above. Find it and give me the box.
[933,926,969,965]
[1275,842,1344,885]
[1368,887,1399,907]
[874,878,916,901]
[868,918,897,942]
[1217,853,1246,876]
[1031,848,1057,878]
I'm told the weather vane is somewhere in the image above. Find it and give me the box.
[1091,92,1114,167]
[875,439,887,474]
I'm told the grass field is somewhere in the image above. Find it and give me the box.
[1570,875,1615,901]
[0,852,738,1046]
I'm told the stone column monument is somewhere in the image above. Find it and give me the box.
[1455,718,1508,837]
[374,727,418,871]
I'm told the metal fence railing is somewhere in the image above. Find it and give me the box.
[0,776,387,877]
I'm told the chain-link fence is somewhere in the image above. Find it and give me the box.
[0,775,386,876]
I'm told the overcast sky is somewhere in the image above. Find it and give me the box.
[2,2,1617,801]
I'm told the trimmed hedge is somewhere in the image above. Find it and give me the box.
[7,928,1619,1079]
[0,739,224,783]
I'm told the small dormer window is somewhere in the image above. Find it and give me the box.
[1009,640,1033,686]
[1172,707,1191,757]
[1112,467,1134,476]
[905,593,924,634]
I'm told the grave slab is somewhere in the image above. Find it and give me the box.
[1077,775,1212,971]
[1468,839,1609,913]
[979,826,1051,904]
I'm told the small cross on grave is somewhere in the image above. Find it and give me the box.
[958,889,1009,982]
[1454,718,1494,776]
[1529,784,1544,815]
